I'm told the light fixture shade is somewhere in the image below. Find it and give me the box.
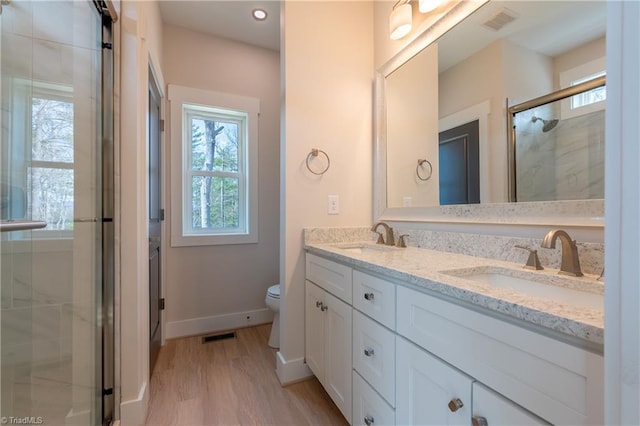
[419,0,444,13]
[389,3,412,40]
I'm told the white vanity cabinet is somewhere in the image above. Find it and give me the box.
[305,251,604,426]
[305,254,353,423]
[396,285,604,425]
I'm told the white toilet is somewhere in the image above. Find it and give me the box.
[265,284,280,348]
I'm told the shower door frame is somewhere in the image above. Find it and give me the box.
[506,75,606,202]
[95,1,117,424]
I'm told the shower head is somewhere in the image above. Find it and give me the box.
[531,116,559,132]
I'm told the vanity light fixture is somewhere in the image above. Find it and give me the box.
[252,8,267,21]
[418,0,445,13]
[389,0,412,40]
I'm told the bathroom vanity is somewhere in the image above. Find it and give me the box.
[304,242,604,426]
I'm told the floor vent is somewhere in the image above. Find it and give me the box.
[202,331,236,344]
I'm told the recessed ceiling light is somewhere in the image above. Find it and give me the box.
[252,8,267,21]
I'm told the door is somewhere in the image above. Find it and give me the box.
[1,1,112,424]
[438,120,480,205]
[148,68,162,373]
[324,290,352,423]
[396,337,472,425]
[305,280,325,379]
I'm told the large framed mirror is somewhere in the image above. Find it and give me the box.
[374,0,606,222]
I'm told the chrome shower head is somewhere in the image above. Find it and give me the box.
[531,116,559,132]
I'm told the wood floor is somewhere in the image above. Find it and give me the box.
[145,324,349,426]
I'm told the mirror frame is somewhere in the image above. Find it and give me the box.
[373,0,604,228]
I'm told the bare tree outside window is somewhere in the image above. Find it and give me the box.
[29,97,74,231]
[190,115,240,230]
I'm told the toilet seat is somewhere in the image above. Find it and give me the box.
[267,284,280,299]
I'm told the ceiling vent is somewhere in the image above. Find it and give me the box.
[482,8,518,31]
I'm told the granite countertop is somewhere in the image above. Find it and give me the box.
[305,241,604,348]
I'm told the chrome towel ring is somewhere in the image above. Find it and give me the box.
[416,159,433,181]
[306,148,330,175]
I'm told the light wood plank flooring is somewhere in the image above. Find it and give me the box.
[145,324,349,426]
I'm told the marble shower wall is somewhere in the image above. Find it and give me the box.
[515,106,605,202]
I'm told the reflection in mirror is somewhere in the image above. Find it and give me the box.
[379,0,606,213]
[510,76,605,202]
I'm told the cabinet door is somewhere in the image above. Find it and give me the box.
[324,290,353,423]
[353,371,395,426]
[305,281,325,380]
[472,383,550,426]
[396,337,472,426]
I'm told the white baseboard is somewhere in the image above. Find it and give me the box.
[166,308,273,339]
[119,382,148,426]
[276,351,313,385]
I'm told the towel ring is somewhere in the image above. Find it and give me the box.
[306,148,330,175]
[416,159,433,181]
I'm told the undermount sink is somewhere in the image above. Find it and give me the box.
[442,266,603,311]
[336,243,397,254]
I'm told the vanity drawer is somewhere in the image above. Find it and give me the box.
[353,270,396,330]
[306,253,352,304]
[353,310,395,406]
[353,371,395,426]
[396,286,603,425]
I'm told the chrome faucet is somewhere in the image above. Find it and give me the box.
[540,229,583,277]
[371,222,395,246]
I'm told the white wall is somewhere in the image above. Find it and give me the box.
[604,2,640,424]
[278,0,373,383]
[118,1,164,424]
[161,24,280,337]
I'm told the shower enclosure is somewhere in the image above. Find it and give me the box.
[0,1,115,424]
[508,76,606,202]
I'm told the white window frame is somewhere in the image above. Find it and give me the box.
[169,84,259,247]
[6,78,75,240]
[559,57,606,120]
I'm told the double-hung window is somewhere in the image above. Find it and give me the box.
[4,79,74,239]
[169,85,259,246]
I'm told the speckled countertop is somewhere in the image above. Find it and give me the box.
[305,241,604,348]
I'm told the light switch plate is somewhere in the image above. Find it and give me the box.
[328,195,339,215]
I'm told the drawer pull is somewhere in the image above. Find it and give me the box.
[364,292,375,301]
[320,304,328,312]
[364,415,375,425]
[364,347,375,357]
[472,416,488,426]
[447,398,464,412]
[316,301,323,309]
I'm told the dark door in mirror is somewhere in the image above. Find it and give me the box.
[439,120,480,205]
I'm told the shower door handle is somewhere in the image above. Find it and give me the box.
[0,220,47,232]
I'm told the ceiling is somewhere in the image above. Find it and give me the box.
[438,1,606,72]
[159,0,281,52]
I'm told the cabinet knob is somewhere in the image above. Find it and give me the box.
[316,301,323,309]
[364,415,375,426]
[447,398,464,412]
[320,304,328,312]
[364,347,375,357]
[364,292,375,301]
[472,416,488,426]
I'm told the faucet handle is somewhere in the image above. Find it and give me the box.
[396,234,409,248]
[515,245,544,270]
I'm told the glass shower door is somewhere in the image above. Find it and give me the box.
[1,1,104,424]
